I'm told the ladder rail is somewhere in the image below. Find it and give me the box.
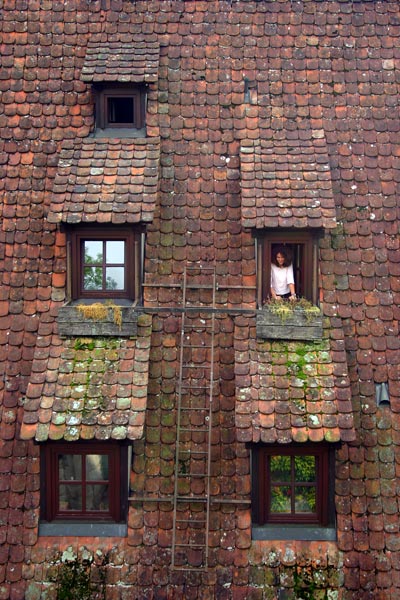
[171,265,216,571]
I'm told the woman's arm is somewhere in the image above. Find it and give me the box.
[287,265,296,300]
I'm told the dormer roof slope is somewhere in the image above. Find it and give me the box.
[235,317,355,444]
[47,137,160,224]
[81,35,160,83]
[21,315,152,442]
[240,131,337,229]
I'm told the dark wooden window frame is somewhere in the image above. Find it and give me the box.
[40,442,128,523]
[69,225,140,301]
[256,230,321,307]
[95,85,146,130]
[252,444,331,527]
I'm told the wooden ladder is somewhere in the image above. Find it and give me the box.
[171,265,217,571]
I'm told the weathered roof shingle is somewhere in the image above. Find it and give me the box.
[47,137,160,224]
[235,317,355,444]
[240,131,337,229]
[81,36,160,83]
[21,314,152,442]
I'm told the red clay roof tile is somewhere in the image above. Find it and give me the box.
[20,314,152,442]
[47,138,160,225]
[81,36,160,83]
[235,318,355,444]
[240,131,337,230]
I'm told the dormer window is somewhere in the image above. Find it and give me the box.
[257,230,320,307]
[69,225,141,302]
[95,85,146,132]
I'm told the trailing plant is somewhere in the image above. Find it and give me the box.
[50,547,109,600]
[265,297,321,323]
[76,301,122,328]
[293,563,329,599]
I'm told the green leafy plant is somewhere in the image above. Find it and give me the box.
[293,564,329,599]
[50,547,109,600]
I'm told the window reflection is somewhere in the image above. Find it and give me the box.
[269,454,317,516]
[58,454,109,512]
[83,240,125,291]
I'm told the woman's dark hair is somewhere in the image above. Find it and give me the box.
[272,246,292,267]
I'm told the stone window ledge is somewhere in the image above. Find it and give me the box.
[252,524,336,542]
[256,306,323,341]
[39,522,127,537]
[57,301,139,337]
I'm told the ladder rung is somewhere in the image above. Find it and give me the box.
[182,364,212,369]
[178,451,208,456]
[181,428,209,433]
[176,519,206,524]
[177,496,208,501]
[178,473,209,478]
[183,323,213,327]
[171,567,207,572]
[174,543,207,548]
[182,344,212,348]
[180,385,210,390]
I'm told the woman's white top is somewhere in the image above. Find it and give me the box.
[271,263,295,295]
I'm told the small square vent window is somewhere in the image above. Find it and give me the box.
[96,85,146,131]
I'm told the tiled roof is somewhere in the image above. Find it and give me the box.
[81,36,160,83]
[240,131,337,229]
[20,314,152,442]
[47,137,160,224]
[235,317,355,444]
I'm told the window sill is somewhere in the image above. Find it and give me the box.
[57,301,139,337]
[93,127,147,139]
[256,305,323,341]
[252,524,336,541]
[39,522,127,537]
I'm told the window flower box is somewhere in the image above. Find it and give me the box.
[256,300,323,341]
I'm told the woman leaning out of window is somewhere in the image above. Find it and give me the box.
[270,246,296,301]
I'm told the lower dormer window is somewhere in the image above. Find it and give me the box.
[41,442,128,524]
[252,444,332,527]
[69,226,141,302]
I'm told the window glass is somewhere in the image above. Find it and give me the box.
[86,454,109,481]
[106,241,124,262]
[269,454,317,517]
[82,240,125,292]
[84,240,103,264]
[106,267,124,290]
[252,445,330,526]
[97,87,145,130]
[107,97,134,124]
[87,485,109,511]
[58,454,83,512]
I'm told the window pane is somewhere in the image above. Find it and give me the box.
[84,241,103,264]
[84,266,103,290]
[294,456,316,483]
[295,486,316,513]
[59,484,82,510]
[108,97,134,124]
[86,455,109,481]
[106,267,124,290]
[59,454,82,481]
[106,241,125,263]
[86,485,109,511]
[270,486,291,513]
[270,455,291,482]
